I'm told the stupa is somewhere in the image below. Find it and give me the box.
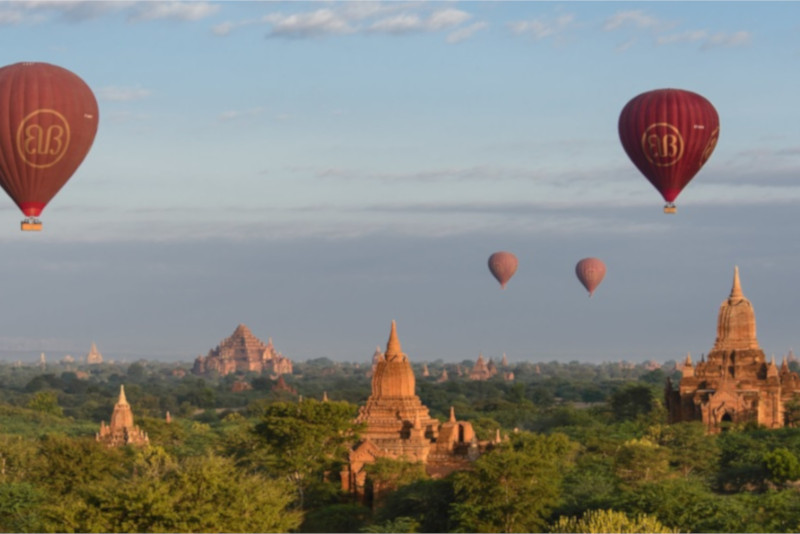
[96,385,149,447]
[666,267,800,432]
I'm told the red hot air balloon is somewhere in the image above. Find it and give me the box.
[575,257,606,297]
[618,88,719,214]
[0,62,99,231]
[488,251,518,289]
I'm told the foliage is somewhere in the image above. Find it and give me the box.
[450,432,578,533]
[26,391,63,416]
[763,447,800,486]
[253,399,362,507]
[552,508,678,533]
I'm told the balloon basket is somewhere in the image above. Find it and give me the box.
[21,218,42,231]
[663,204,677,214]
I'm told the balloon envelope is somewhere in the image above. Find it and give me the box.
[0,62,99,220]
[618,88,719,209]
[488,251,518,289]
[575,257,606,297]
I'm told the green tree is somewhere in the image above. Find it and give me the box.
[450,432,577,533]
[27,391,63,416]
[253,399,362,508]
[374,478,455,533]
[614,438,670,488]
[552,508,678,533]
[764,447,800,486]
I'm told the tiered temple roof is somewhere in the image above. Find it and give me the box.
[192,324,292,376]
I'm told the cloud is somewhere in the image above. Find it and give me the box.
[127,1,219,23]
[214,3,483,41]
[265,9,355,38]
[508,13,575,41]
[97,85,152,102]
[0,8,23,25]
[447,21,488,44]
[657,29,751,49]
[603,10,661,31]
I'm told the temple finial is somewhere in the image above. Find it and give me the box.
[118,385,128,406]
[385,320,403,361]
[449,406,456,423]
[730,266,744,300]
[684,352,692,366]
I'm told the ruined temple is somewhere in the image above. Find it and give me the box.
[96,385,149,447]
[666,267,800,432]
[343,321,496,500]
[192,324,292,376]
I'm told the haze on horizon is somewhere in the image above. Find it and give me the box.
[0,1,798,366]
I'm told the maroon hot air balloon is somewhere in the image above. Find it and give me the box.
[575,257,606,297]
[0,62,99,231]
[619,88,719,213]
[488,251,518,289]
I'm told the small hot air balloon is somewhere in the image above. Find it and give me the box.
[619,88,719,214]
[488,251,518,289]
[575,257,606,297]
[0,62,99,231]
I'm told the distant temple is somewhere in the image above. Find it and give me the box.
[469,353,497,381]
[192,324,293,376]
[86,343,103,364]
[342,321,496,500]
[96,385,149,447]
[666,267,800,432]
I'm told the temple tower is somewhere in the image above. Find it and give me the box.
[96,385,149,447]
[667,267,800,432]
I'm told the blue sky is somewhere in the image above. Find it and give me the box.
[0,1,798,365]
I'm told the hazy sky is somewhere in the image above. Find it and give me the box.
[0,1,798,365]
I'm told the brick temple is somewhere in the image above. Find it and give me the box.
[666,267,800,432]
[192,324,293,376]
[342,321,497,500]
[96,385,149,447]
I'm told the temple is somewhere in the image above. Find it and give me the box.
[96,385,149,447]
[666,267,800,432]
[342,321,496,500]
[86,342,103,364]
[192,324,293,376]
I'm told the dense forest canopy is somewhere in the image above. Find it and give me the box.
[2,357,800,533]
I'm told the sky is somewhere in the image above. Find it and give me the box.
[0,1,798,365]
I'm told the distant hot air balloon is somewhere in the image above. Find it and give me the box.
[618,88,719,214]
[488,251,518,289]
[0,62,99,231]
[575,257,606,297]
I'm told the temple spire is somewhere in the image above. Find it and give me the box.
[449,406,456,423]
[730,266,743,300]
[118,385,128,406]
[385,320,403,361]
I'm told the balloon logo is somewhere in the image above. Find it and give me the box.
[0,62,99,231]
[488,251,518,289]
[17,109,71,168]
[575,257,606,297]
[619,88,719,214]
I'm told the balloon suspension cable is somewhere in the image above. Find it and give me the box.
[21,216,42,232]
[663,203,677,214]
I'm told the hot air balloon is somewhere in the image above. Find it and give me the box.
[0,62,99,231]
[575,257,606,297]
[488,251,518,289]
[618,88,719,214]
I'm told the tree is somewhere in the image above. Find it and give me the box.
[253,399,362,508]
[450,432,577,533]
[27,391,63,416]
[374,478,455,533]
[553,508,678,533]
[764,448,800,486]
[614,438,670,488]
